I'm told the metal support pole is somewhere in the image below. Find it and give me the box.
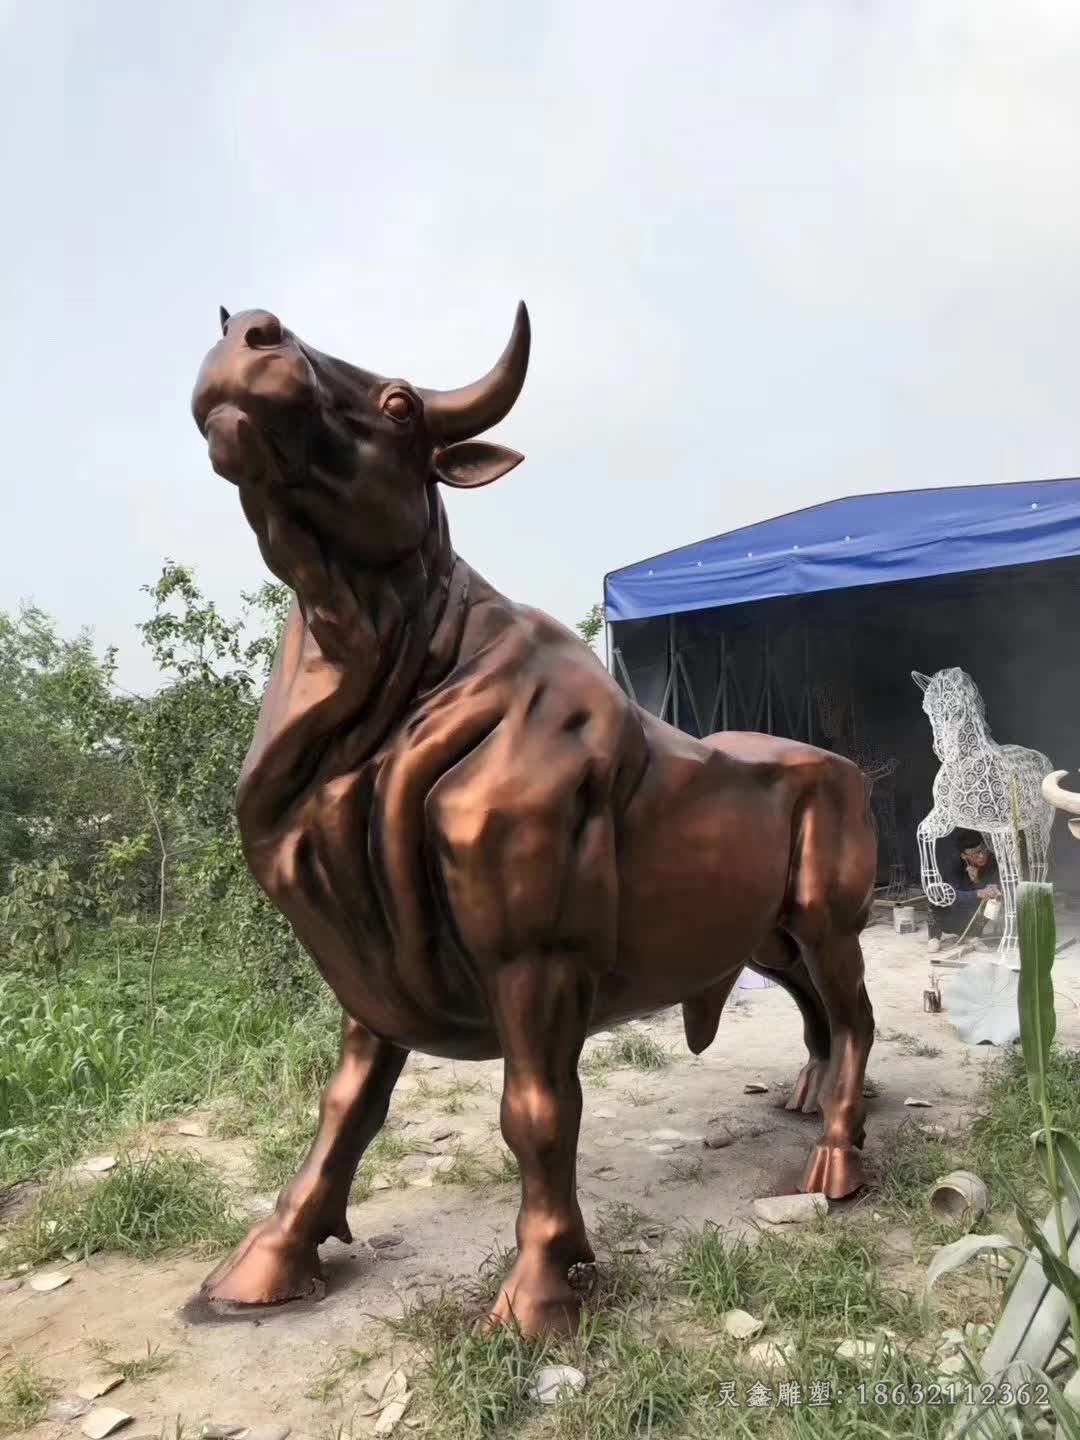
[721,632,729,730]
[667,613,680,730]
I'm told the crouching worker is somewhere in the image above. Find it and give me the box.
[926,829,1002,955]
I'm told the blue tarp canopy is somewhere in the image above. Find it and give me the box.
[604,477,1080,623]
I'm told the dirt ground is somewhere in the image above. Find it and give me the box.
[6,911,1080,1438]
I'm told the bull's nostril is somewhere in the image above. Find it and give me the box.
[245,314,283,350]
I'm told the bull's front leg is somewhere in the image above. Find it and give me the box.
[486,953,594,1338]
[202,1014,407,1305]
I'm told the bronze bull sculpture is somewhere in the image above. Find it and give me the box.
[191,301,876,1337]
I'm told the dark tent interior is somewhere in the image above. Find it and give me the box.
[605,484,1080,900]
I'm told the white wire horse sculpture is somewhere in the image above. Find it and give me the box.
[913,667,1053,958]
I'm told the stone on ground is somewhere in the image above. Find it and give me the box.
[362,1368,410,1406]
[722,1309,765,1340]
[30,1271,72,1292]
[82,1155,118,1174]
[47,1396,91,1421]
[837,1337,891,1363]
[374,1398,411,1436]
[747,1341,792,1369]
[528,1366,587,1405]
[76,1375,123,1401]
[81,1407,132,1438]
[752,1193,828,1225]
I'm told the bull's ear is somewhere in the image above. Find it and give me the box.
[433,441,524,489]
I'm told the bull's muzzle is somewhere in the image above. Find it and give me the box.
[204,403,261,485]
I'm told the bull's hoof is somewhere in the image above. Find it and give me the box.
[799,1142,866,1200]
[483,1261,582,1339]
[785,1058,825,1115]
[200,1217,328,1306]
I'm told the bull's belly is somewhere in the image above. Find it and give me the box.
[257,725,797,1061]
[283,902,504,1060]
[283,872,762,1063]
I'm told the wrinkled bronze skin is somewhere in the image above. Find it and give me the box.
[191,302,876,1337]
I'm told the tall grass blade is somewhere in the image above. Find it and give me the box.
[922,1234,1023,1310]
[1034,1128,1080,1216]
[996,1180,1080,1311]
[1017,881,1057,1110]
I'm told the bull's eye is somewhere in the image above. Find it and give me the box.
[382,390,417,423]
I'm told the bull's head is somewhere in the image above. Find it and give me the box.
[191,302,530,573]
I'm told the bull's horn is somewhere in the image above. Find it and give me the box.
[219,306,231,334]
[421,301,530,443]
[912,670,931,692]
[1043,769,1080,816]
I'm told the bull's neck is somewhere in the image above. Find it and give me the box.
[236,492,469,836]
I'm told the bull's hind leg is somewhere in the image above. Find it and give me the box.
[751,931,831,1115]
[485,953,594,1338]
[202,1015,407,1305]
[798,934,874,1199]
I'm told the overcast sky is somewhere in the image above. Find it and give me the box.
[4,1,1080,690]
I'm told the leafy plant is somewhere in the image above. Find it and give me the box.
[923,879,1080,1434]
[575,602,605,650]
[0,1358,52,1437]
[0,859,88,981]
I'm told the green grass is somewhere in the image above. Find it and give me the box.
[1,1150,247,1270]
[582,1028,672,1077]
[622,1087,652,1107]
[87,1339,174,1384]
[871,1047,1080,1245]
[593,1202,657,1253]
[669,1223,917,1338]
[368,1053,1069,1440]
[874,1121,960,1227]
[426,1323,554,1439]
[389,1244,952,1440]
[435,1146,518,1190]
[0,1359,52,1438]
[883,1031,943,1059]
[305,1346,371,1402]
[251,1105,317,1191]
[251,1111,418,1196]
[0,949,339,1187]
[400,1076,487,1115]
[965,1045,1080,1208]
